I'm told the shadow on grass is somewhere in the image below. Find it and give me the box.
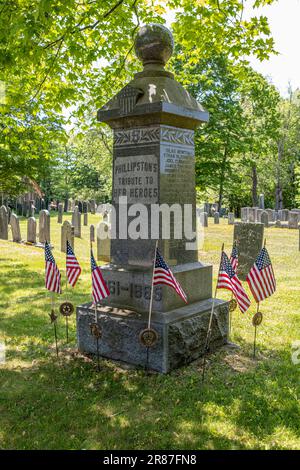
[1,338,299,450]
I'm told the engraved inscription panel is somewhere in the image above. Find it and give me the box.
[160,144,195,204]
[113,155,159,204]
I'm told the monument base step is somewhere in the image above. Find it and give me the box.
[76,298,229,373]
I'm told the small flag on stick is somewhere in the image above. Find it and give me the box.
[153,248,188,304]
[246,247,276,302]
[45,241,61,294]
[230,242,238,272]
[217,251,251,313]
[91,248,110,304]
[66,240,81,287]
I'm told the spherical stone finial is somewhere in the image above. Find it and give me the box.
[134,23,174,67]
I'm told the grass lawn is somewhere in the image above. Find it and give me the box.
[0,213,300,450]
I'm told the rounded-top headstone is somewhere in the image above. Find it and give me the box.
[134,23,174,66]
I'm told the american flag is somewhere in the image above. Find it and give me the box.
[44,241,61,294]
[153,249,188,303]
[246,247,276,303]
[66,240,81,287]
[217,251,251,313]
[91,249,110,304]
[230,243,238,272]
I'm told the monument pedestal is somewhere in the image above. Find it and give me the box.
[76,23,229,373]
[77,298,229,373]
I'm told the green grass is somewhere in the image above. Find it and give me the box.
[0,214,300,450]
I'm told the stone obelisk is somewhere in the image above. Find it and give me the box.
[77,24,229,372]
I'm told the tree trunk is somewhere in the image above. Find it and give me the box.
[218,146,228,211]
[251,163,258,207]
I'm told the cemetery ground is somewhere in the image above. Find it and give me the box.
[0,213,299,450]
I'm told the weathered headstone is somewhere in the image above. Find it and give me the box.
[90,200,96,214]
[0,205,8,240]
[203,202,210,215]
[90,224,95,242]
[76,24,229,373]
[260,211,269,228]
[97,222,111,262]
[228,212,235,225]
[288,211,299,229]
[241,207,249,223]
[39,210,50,244]
[57,202,63,224]
[61,220,74,252]
[27,217,37,243]
[200,211,208,227]
[259,194,265,210]
[83,212,88,226]
[233,222,264,280]
[248,207,256,223]
[214,212,219,224]
[72,206,81,237]
[256,209,263,223]
[266,208,275,223]
[10,213,22,242]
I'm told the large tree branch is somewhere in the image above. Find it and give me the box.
[44,0,125,49]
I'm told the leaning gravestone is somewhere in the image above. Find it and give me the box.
[27,217,37,244]
[10,213,22,242]
[61,220,74,252]
[76,24,229,373]
[57,202,63,224]
[72,206,81,238]
[39,210,50,244]
[0,205,8,240]
[233,222,264,281]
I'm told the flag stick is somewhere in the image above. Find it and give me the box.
[51,293,59,358]
[144,240,158,373]
[148,240,159,330]
[253,302,260,358]
[229,293,233,336]
[202,243,224,383]
[96,335,100,372]
[65,269,69,343]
